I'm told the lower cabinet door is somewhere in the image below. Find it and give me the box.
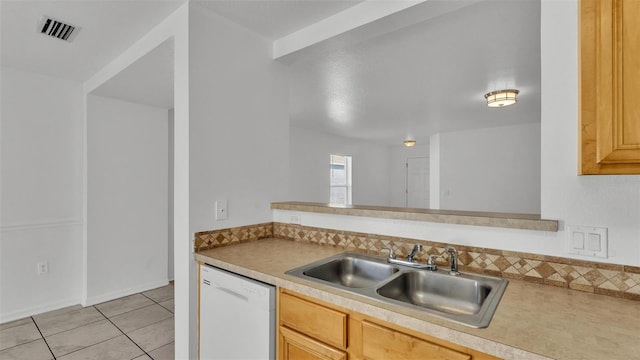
[279,326,347,360]
[362,321,471,360]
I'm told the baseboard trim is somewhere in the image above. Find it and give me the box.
[1,279,171,324]
[83,279,170,306]
[0,297,81,324]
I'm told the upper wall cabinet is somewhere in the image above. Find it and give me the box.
[580,0,640,174]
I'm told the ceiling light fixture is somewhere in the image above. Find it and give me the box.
[484,89,519,108]
[404,140,416,147]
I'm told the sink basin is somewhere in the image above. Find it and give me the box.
[376,271,494,315]
[302,255,399,288]
[286,252,508,328]
[287,252,399,289]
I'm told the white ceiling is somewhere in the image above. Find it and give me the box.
[91,39,174,109]
[287,0,541,146]
[1,1,541,146]
[0,0,186,81]
[0,0,364,82]
[0,0,365,109]
[195,0,364,40]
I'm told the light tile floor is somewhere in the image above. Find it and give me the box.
[0,284,174,360]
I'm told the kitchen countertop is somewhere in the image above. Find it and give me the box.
[271,201,559,232]
[194,238,640,360]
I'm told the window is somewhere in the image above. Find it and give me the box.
[330,154,352,205]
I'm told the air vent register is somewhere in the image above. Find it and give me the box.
[38,16,80,42]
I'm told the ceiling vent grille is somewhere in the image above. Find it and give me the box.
[38,16,80,42]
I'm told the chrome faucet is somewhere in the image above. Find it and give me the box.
[381,247,396,259]
[407,244,422,262]
[384,244,432,269]
[444,246,460,275]
[425,254,443,271]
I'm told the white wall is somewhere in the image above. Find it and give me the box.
[82,5,190,357]
[388,143,430,207]
[0,67,83,322]
[188,3,290,358]
[189,3,289,233]
[290,126,391,206]
[434,123,541,214]
[86,95,168,304]
[275,0,640,267]
[290,122,540,213]
[430,134,441,209]
[539,0,640,261]
[168,109,174,281]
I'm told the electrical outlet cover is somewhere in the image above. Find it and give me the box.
[215,200,228,220]
[37,262,49,275]
[289,215,301,224]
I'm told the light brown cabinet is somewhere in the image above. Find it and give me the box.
[279,291,348,360]
[279,291,347,349]
[580,0,640,174]
[280,326,347,360]
[277,289,500,360]
[361,321,471,360]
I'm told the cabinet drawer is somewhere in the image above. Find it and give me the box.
[279,326,347,360]
[280,292,347,349]
[362,321,471,360]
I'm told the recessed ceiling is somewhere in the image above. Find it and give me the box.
[287,0,541,146]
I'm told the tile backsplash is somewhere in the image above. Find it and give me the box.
[194,222,640,301]
[194,222,273,250]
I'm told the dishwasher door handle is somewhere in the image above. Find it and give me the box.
[213,286,249,302]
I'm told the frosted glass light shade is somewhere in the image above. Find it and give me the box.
[484,89,519,107]
[404,140,416,147]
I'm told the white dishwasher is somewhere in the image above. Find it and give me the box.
[200,264,275,360]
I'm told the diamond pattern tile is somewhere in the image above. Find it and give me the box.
[493,256,511,271]
[194,223,274,251]
[201,222,640,301]
[535,262,556,278]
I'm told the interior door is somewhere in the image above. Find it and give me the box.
[406,157,430,208]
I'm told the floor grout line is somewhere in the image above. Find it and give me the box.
[32,306,108,338]
[52,333,124,359]
[158,303,174,314]
[0,338,47,354]
[105,302,163,319]
[30,316,57,360]
[140,292,172,305]
[2,286,174,360]
[94,306,154,360]
[34,318,107,340]
[139,292,175,313]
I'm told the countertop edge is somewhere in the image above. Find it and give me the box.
[271,201,559,232]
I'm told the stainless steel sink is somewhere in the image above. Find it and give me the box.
[286,252,508,328]
[376,270,506,325]
[287,252,399,289]
[301,255,399,288]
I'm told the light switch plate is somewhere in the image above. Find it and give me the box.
[566,225,608,258]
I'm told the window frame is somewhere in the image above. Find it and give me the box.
[329,154,352,205]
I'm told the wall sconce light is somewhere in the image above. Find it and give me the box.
[404,140,416,147]
[484,89,519,108]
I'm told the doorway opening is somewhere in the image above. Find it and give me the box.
[85,38,175,304]
[406,157,429,208]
